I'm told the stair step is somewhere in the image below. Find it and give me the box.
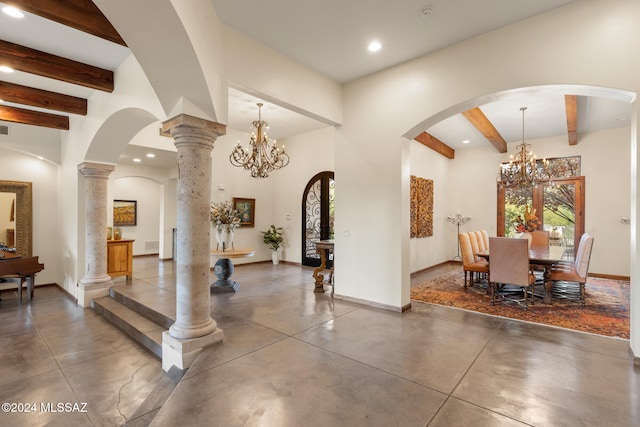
[109,287,174,329]
[92,296,165,358]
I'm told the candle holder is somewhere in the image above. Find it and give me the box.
[447,214,471,260]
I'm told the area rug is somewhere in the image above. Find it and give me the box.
[410,268,630,339]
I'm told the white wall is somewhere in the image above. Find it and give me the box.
[409,142,453,272]
[0,150,58,285]
[273,126,337,263]
[210,128,277,265]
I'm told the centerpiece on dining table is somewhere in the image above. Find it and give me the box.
[515,205,540,233]
[210,200,241,251]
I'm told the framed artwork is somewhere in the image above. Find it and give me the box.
[233,197,255,227]
[113,200,137,226]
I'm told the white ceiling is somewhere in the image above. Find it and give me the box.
[0,0,632,168]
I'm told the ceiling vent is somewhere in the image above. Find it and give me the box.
[0,125,8,135]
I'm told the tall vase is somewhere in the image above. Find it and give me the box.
[215,224,234,251]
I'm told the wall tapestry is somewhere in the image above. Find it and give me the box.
[410,175,433,238]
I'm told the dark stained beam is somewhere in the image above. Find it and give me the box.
[0,40,114,92]
[462,107,508,153]
[415,132,455,159]
[3,0,126,46]
[0,81,87,115]
[565,94,578,145]
[0,104,69,130]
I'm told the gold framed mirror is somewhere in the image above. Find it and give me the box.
[0,180,32,257]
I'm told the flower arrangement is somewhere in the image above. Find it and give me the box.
[210,201,241,228]
[515,205,541,232]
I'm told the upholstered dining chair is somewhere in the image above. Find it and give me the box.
[467,231,481,259]
[530,230,550,247]
[549,233,594,306]
[459,232,489,289]
[489,237,537,309]
[474,231,486,253]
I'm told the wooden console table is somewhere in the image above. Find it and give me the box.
[107,239,134,280]
[210,248,255,293]
[313,240,334,295]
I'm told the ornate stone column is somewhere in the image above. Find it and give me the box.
[78,162,115,307]
[161,114,226,371]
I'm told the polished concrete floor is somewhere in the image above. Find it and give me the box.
[0,257,638,426]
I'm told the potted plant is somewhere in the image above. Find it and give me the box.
[261,225,283,264]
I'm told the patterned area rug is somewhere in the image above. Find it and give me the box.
[410,268,630,339]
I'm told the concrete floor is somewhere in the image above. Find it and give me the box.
[0,257,638,426]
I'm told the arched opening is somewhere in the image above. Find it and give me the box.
[301,171,334,267]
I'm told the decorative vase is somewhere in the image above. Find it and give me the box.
[215,224,234,251]
[271,249,280,265]
[106,226,113,240]
[113,227,122,240]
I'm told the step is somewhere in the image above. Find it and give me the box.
[92,296,165,358]
[109,287,174,329]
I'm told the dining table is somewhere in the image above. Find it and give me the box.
[477,244,565,304]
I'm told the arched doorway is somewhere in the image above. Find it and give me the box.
[301,171,334,267]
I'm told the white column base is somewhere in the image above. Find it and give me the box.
[77,276,112,307]
[162,328,224,372]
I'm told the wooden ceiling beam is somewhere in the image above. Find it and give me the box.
[462,107,508,153]
[0,39,114,92]
[565,94,578,145]
[0,81,87,115]
[2,0,126,46]
[0,104,69,130]
[415,132,455,159]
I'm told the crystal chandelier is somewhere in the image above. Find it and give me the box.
[230,102,290,178]
[498,107,549,188]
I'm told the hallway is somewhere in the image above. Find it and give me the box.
[0,257,637,426]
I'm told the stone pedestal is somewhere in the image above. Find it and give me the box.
[78,162,115,307]
[161,114,226,371]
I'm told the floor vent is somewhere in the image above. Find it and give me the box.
[0,125,8,135]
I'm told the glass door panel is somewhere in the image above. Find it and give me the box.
[302,171,334,267]
[503,187,533,237]
[542,181,578,260]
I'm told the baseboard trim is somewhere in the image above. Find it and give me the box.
[631,347,640,367]
[334,293,408,313]
[589,273,630,281]
[411,260,461,278]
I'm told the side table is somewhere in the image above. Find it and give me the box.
[210,248,255,293]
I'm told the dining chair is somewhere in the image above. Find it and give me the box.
[489,237,536,309]
[530,230,550,247]
[550,233,594,306]
[481,230,490,250]
[467,231,481,259]
[459,232,489,289]
[474,230,486,253]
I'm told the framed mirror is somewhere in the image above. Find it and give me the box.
[0,180,32,257]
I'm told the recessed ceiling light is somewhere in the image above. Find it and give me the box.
[146,153,156,158]
[368,41,382,52]
[2,6,24,18]
[133,158,141,163]
[462,139,470,144]
[0,65,14,73]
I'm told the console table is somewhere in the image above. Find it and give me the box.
[107,239,134,280]
[313,240,334,295]
[210,248,254,293]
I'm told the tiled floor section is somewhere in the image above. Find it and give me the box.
[0,257,638,426]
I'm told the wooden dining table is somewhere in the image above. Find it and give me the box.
[477,244,565,304]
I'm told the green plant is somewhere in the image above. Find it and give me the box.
[261,225,283,251]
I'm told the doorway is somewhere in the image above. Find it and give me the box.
[498,176,585,259]
[301,171,334,267]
